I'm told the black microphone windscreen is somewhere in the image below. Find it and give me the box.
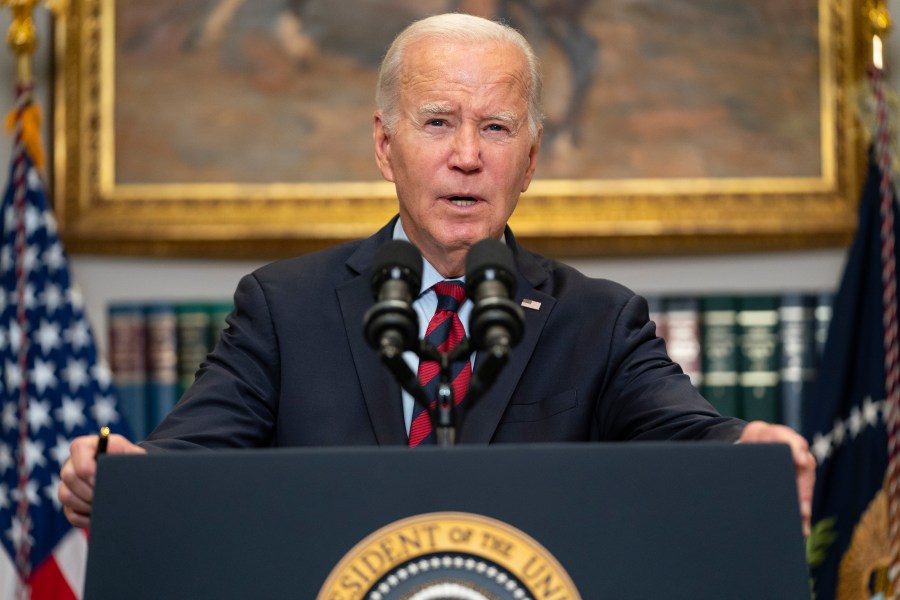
[370,240,423,296]
[465,239,516,294]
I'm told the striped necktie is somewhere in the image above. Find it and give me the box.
[408,281,472,446]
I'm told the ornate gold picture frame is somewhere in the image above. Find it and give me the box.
[53,0,867,259]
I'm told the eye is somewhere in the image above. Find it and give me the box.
[486,123,509,133]
[427,119,446,127]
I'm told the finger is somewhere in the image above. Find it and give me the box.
[739,421,801,444]
[795,450,816,537]
[58,478,93,515]
[106,434,147,455]
[739,422,816,536]
[60,458,95,506]
[63,505,91,529]
[60,433,144,529]
[68,435,99,485]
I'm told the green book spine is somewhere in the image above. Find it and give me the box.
[176,303,213,398]
[700,295,739,418]
[737,295,781,423]
[779,293,816,432]
[208,301,234,349]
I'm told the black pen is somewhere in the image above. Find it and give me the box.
[95,426,110,459]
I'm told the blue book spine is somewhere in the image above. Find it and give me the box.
[778,293,816,432]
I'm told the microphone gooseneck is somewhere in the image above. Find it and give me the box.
[363,237,526,447]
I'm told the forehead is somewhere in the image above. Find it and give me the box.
[398,38,530,107]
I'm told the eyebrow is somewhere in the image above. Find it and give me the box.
[419,102,453,115]
[418,103,519,125]
[487,111,519,125]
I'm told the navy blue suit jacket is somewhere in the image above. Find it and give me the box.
[143,218,744,450]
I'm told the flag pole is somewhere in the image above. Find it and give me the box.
[2,3,40,596]
[1,2,64,597]
[866,1,900,596]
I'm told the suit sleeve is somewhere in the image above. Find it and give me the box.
[141,273,280,451]
[597,293,746,441]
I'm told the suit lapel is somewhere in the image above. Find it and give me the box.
[338,222,557,445]
[459,232,555,443]
[337,219,408,445]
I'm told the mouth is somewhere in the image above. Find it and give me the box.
[446,195,480,207]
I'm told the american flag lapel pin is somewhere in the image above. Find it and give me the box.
[521,298,542,311]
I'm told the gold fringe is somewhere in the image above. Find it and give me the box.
[837,487,891,600]
[4,102,44,170]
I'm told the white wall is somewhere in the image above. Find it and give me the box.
[1,5,889,352]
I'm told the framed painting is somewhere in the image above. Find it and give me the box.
[53,0,869,258]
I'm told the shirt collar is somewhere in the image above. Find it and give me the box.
[392,220,447,296]
[393,218,509,296]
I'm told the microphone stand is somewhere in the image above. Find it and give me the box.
[376,337,511,447]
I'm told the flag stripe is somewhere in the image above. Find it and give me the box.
[50,529,86,599]
[0,547,17,599]
[29,556,77,600]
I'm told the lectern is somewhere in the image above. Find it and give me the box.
[85,443,809,599]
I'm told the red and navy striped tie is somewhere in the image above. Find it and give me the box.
[408,281,472,446]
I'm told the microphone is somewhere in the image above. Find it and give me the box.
[465,239,524,357]
[363,240,423,357]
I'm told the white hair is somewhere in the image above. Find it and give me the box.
[375,13,543,141]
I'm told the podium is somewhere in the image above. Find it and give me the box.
[85,443,809,599]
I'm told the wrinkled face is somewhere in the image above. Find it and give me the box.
[374,38,541,277]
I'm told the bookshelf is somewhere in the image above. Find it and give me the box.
[90,249,845,439]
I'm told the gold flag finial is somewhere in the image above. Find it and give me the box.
[0,0,66,168]
[866,0,893,69]
[1,0,68,84]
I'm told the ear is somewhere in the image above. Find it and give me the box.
[520,127,542,193]
[373,112,395,183]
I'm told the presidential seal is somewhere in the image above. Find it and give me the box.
[317,512,581,600]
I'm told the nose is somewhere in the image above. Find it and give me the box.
[448,125,482,173]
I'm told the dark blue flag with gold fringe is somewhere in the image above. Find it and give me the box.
[805,80,896,600]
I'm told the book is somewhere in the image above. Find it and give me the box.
[107,302,148,440]
[663,297,702,388]
[700,296,740,418]
[207,300,234,349]
[176,303,213,398]
[737,296,781,423]
[145,302,178,435]
[107,300,236,437]
[104,292,839,436]
[814,292,834,365]
[778,294,816,432]
[646,295,668,341]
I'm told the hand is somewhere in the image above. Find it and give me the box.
[738,421,816,537]
[58,433,146,528]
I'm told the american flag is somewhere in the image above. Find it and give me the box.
[0,86,125,598]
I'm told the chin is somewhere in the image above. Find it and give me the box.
[440,230,491,251]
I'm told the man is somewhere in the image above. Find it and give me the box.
[59,13,814,533]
